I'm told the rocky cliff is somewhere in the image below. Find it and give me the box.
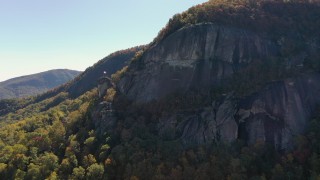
[149,73,320,150]
[119,23,279,102]
[238,74,320,150]
[111,23,320,150]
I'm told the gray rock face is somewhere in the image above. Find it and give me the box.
[238,74,320,150]
[119,23,279,102]
[154,74,320,149]
[93,101,117,137]
[115,23,320,149]
[97,77,113,98]
[176,95,238,145]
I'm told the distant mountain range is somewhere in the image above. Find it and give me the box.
[0,69,81,99]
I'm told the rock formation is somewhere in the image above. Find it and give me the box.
[119,23,279,102]
[98,76,113,98]
[115,23,320,150]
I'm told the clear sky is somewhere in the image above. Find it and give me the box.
[0,0,208,82]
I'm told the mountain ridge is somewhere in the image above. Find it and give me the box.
[0,46,142,119]
[0,69,81,100]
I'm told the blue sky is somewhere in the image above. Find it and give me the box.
[0,0,208,81]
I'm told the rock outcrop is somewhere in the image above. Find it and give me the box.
[98,77,113,98]
[93,101,117,137]
[114,23,320,150]
[238,73,320,150]
[164,94,238,146]
[146,74,320,150]
[119,23,279,102]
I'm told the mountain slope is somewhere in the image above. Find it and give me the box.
[117,21,320,150]
[65,47,143,98]
[1,0,320,179]
[0,69,80,99]
[103,0,320,178]
[116,0,320,151]
[0,46,142,121]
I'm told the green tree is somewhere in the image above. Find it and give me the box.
[70,166,85,180]
[27,163,42,180]
[82,154,97,168]
[59,158,73,175]
[0,146,13,163]
[46,171,58,180]
[86,163,104,180]
[0,163,7,174]
[49,120,66,149]
[37,152,59,178]
[14,169,26,180]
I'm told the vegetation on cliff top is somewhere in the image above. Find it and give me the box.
[154,0,320,45]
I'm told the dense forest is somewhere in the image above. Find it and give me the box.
[2,90,320,179]
[0,90,102,179]
[1,0,320,179]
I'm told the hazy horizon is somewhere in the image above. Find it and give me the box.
[0,0,208,82]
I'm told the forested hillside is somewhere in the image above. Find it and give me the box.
[0,46,141,118]
[0,46,141,179]
[1,0,320,179]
